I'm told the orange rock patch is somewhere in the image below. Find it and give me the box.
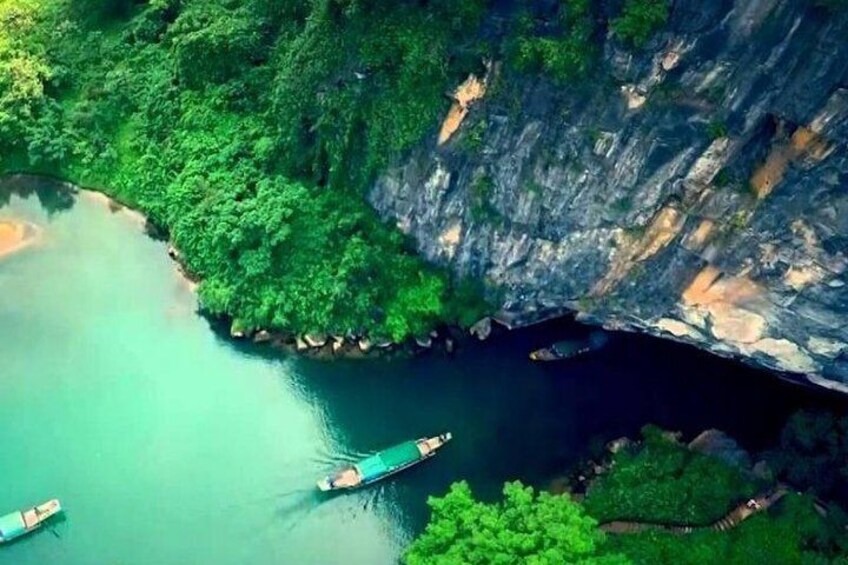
[682,266,761,307]
[592,206,686,296]
[750,126,831,199]
[437,64,492,145]
[681,266,767,344]
[682,219,715,252]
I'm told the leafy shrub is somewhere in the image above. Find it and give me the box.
[610,0,670,48]
[707,120,728,140]
[510,0,597,82]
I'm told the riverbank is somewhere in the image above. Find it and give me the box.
[0,174,470,359]
[0,218,40,260]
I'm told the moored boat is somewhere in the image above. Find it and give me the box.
[529,330,610,361]
[317,433,452,491]
[0,499,62,544]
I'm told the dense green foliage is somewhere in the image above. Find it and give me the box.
[0,0,489,340]
[404,480,628,565]
[607,493,848,564]
[610,0,670,48]
[506,0,671,83]
[408,424,848,564]
[0,0,49,141]
[509,0,596,82]
[767,411,848,501]
[584,426,759,525]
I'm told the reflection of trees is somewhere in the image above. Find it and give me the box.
[0,174,76,216]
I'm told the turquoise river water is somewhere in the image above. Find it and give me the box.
[0,178,840,564]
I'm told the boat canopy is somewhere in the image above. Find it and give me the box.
[379,441,421,468]
[356,455,388,481]
[0,511,25,541]
[355,441,422,481]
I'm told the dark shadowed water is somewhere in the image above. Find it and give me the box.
[0,179,842,564]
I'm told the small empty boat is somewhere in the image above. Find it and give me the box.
[529,331,610,361]
[318,433,452,491]
[0,499,62,544]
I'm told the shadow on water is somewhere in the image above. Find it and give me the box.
[211,315,848,535]
[0,175,76,216]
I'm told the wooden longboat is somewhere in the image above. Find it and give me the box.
[0,499,62,544]
[317,433,452,491]
[529,331,610,361]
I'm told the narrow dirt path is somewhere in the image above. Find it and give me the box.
[600,486,789,535]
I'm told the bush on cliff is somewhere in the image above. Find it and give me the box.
[610,0,670,48]
[510,0,597,82]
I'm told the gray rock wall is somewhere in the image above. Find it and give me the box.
[369,0,848,390]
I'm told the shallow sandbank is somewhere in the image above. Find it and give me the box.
[0,218,40,260]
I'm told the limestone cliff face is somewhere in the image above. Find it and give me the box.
[369,0,848,391]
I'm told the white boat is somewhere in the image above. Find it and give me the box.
[0,499,62,544]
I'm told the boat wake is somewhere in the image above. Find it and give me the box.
[310,449,373,468]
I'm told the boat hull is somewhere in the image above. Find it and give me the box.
[0,499,62,544]
[318,433,452,492]
[529,331,609,362]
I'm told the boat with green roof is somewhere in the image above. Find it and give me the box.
[317,433,452,491]
[0,499,62,544]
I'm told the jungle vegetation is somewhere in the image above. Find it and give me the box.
[0,0,670,339]
[407,425,848,564]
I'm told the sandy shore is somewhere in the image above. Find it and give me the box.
[0,218,41,260]
[79,190,148,228]
[78,190,198,291]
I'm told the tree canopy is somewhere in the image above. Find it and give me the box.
[404,481,629,565]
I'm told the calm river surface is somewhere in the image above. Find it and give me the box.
[0,178,839,564]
